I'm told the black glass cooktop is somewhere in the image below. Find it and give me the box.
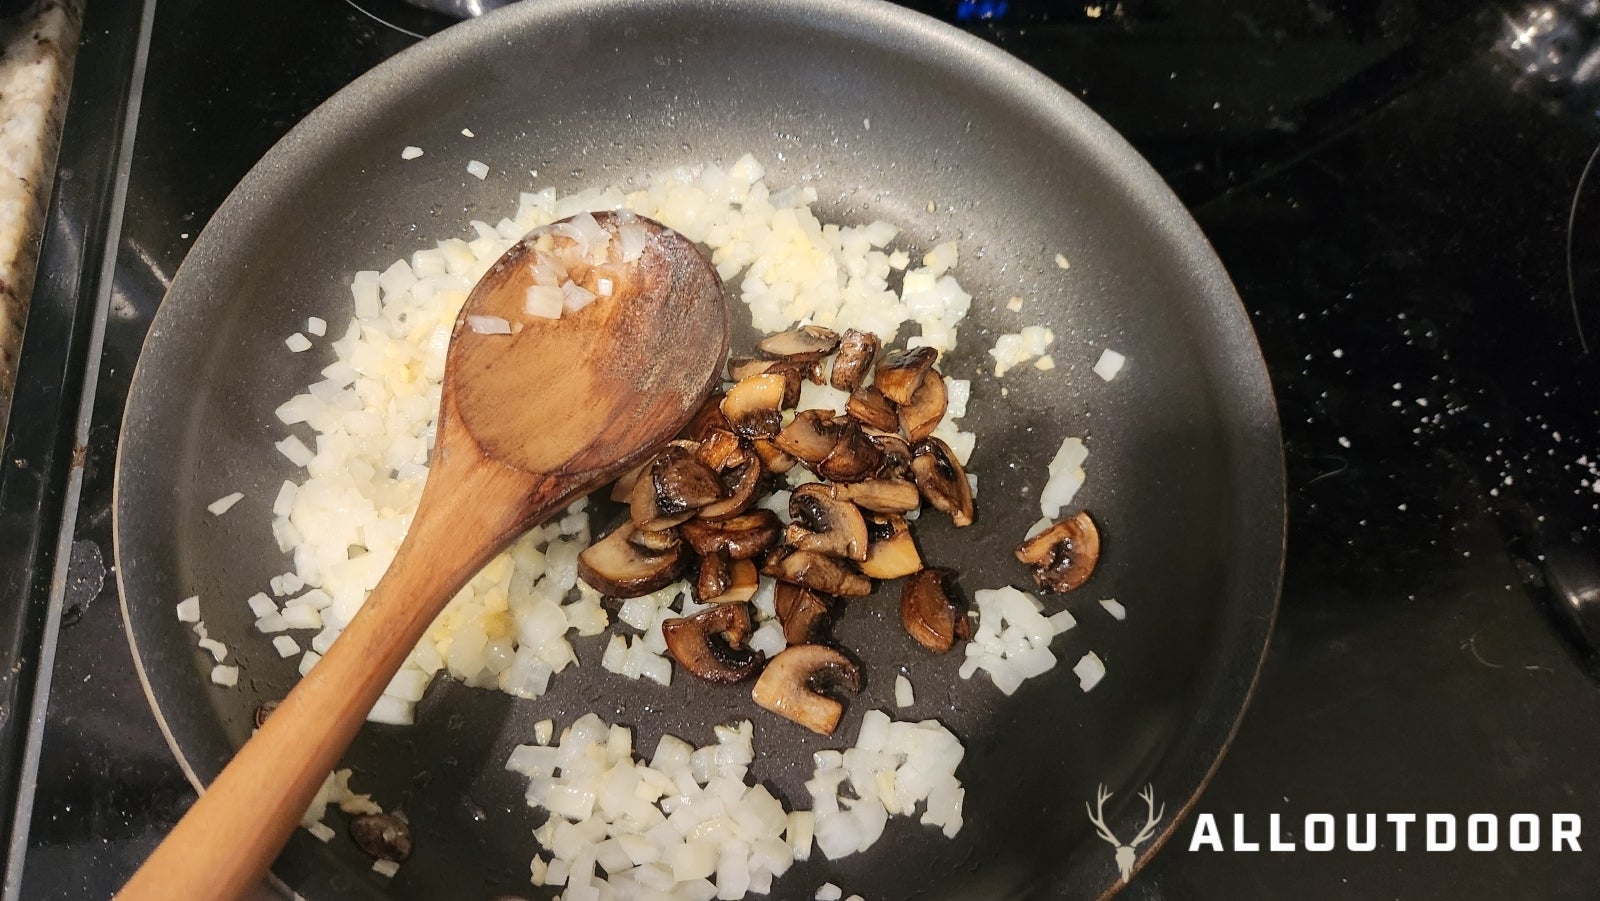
[4,0,1600,897]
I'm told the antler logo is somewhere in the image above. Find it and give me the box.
[1086,783,1165,884]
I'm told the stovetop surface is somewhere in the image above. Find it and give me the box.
[8,0,1600,897]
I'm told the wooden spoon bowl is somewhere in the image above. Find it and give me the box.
[118,212,728,900]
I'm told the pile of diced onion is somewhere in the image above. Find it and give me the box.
[506,710,962,899]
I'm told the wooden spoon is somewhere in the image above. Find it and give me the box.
[118,212,728,900]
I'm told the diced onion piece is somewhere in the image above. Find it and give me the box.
[617,222,650,262]
[561,279,597,312]
[285,332,312,353]
[467,314,512,335]
[893,674,914,708]
[306,316,327,336]
[1093,348,1126,381]
[466,160,489,180]
[273,635,300,658]
[1039,436,1088,519]
[274,435,313,467]
[197,638,228,662]
[246,592,277,618]
[372,859,400,877]
[816,884,844,901]
[400,146,423,160]
[271,481,296,517]
[529,250,566,286]
[281,604,322,630]
[1099,598,1126,621]
[1074,651,1106,692]
[367,694,414,726]
[525,285,565,319]
[207,492,244,516]
[175,596,200,623]
[306,821,336,842]
[210,665,239,687]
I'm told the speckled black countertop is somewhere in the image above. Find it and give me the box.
[4,0,1600,898]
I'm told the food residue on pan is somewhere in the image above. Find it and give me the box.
[216,155,1129,896]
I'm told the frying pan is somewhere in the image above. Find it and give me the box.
[115,1,1284,898]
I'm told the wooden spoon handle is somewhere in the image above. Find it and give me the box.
[119,455,558,901]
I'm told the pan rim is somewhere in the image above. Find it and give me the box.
[114,0,1287,896]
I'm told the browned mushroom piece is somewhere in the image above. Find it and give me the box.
[695,429,746,472]
[774,409,843,465]
[800,360,827,386]
[870,434,915,479]
[897,368,948,442]
[726,356,775,382]
[1014,510,1101,593]
[784,483,869,561]
[750,438,797,475]
[910,436,974,527]
[757,324,840,362]
[697,456,764,521]
[680,509,783,559]
[609,460,649,503]
[629,442,723,531]
[729,357,822,403]
[662,603,764,684]
[350,812,413,862]
[577,523,689,598]
[874,346,938,405]
[626,525,681,553]
[723,558,760,603]
[829,329,880,392]
[694,553,760,604]
[721,372,789,438]
[253,701,280,729]
[845,385,899,433]
[751,644,862,735]
[831,478,921,514]
[774,582,833,644]
[627,470,694,531]
[899,568,971,653]
[762,547,873,597]
[859,513,923,579]
[694,551,732,604]
[681,390,731,442]
[815,420,884,483]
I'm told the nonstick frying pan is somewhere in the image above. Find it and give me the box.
[115,1,1285,898]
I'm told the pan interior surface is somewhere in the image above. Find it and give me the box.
[114,1,1284,898]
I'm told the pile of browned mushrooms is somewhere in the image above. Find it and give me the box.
[577,325,1100,736]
